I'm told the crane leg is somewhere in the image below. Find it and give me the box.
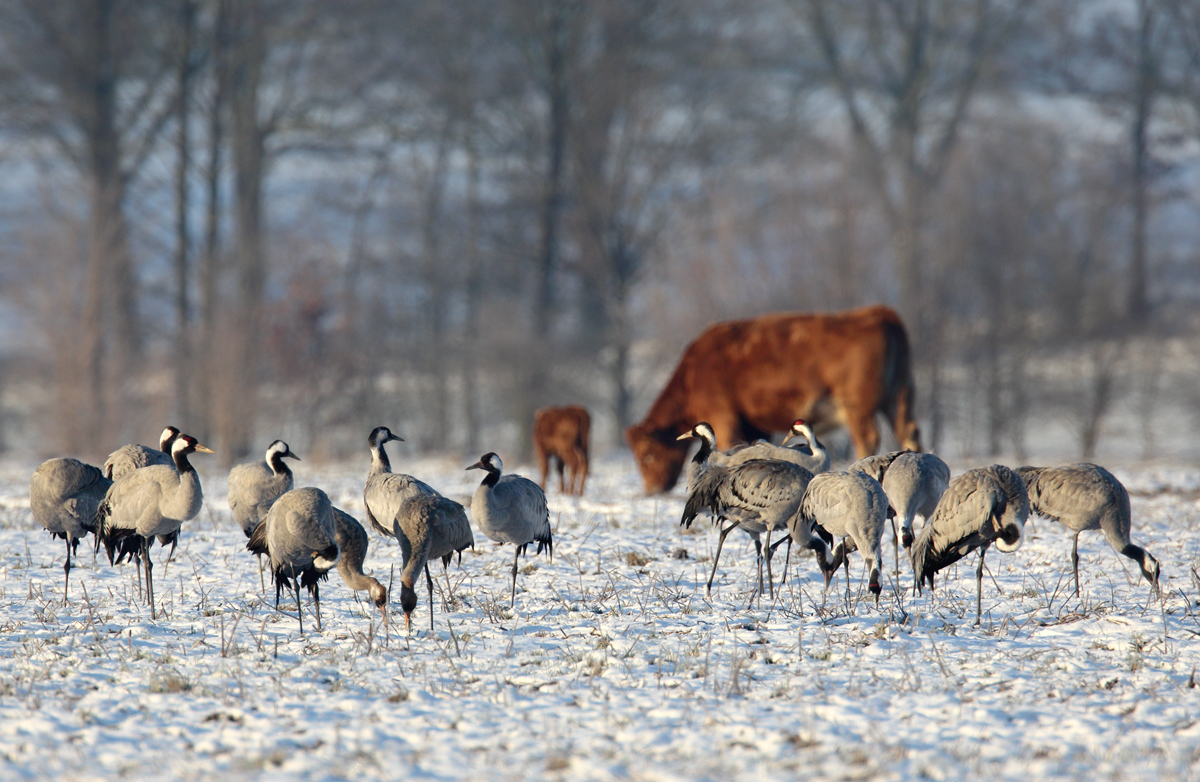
[706,521,739,595]
[764,528,776,600]
[143,538,156,621]
[767,535,791,585]
[510,548,520,609]
[295,580,304,635]
[843,538,851,604]
[891,518,900,576]
[750,538,763,602]
[425,563,436,632]
[63,536,73,605]
[134,545,144,598]
[975,547,986,626]
[1072,533,1081,597]
[315,583,323,633]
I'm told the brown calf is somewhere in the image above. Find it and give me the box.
[626,304,921,494]
[533,405,591,496]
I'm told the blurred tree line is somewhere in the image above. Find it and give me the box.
[0,0,1198,465]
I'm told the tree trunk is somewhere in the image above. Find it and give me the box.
[1128,0,1156,325]
[79,0,137,452]
[420,116,453,451]
[462,126,483,455]
[196,0,229,446]
[173,0,196,425]
[516,8,573,460]
[222,1,266,464]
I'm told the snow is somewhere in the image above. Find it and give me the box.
[0,452,1197,781]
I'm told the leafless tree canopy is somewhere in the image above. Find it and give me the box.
[0,0,1197,465]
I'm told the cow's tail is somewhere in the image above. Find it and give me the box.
[880,309,919,451]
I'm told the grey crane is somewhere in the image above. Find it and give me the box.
[910,464,1028,624]
[247,487,340,633]
[679,423,819,597]
[790,470,888,603]
[392,493,475,631]
[331,506,390,627]
[29,457,112,602]
[103,426,182,561]
[467,452,552,608]
[1016,463,1160,598]
[228,440,301,538]
[362,426,471,621]
[850,450,950,571]
[95,434,214,619]
[363,426,440,536]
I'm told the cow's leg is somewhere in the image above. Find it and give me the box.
[574,445,588,495]
[846,411,881,458]
[535,442,550,491]
[563,452,576,495]
[889,386,920,451]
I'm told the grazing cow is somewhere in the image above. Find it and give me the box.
[533,405,591,496]
[626,304,921,494]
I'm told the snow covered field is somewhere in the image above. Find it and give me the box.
[0,452,1197,781]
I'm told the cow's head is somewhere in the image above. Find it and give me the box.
[626,422,689,494]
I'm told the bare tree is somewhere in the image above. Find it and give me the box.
[798,1,1029,320]
[569,0,719,438]
[797,0,1032,450]
[0,0,177,451]
[191,0,230,446]
[217,0,268,463]
[1128,0,1162,323]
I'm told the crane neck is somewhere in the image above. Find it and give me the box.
[172,449,196,475]
[337,558,375,591]
[267,451,293,478]
[368,442,392,477]
[479,466,501,488]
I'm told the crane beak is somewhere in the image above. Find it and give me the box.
[675,431,694,441]
[194,443,216,454]
[288,452,302,461]
[404,611,412,633]
[465,461,484,471]
[781,432,798,446]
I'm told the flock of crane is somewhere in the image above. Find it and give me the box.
[27,417,1162,634]
[28,425,551,633]
[677,419,1162,622]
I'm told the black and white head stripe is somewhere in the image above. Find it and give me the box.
[268,440,299,459]
[159,426,181,450]
[369,426,402,447]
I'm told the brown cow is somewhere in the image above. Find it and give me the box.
[533,405,591,496]
[625,304,921,494]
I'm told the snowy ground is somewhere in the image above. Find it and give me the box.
[0,452,1197,781]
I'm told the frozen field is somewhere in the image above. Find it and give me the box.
[0,452,1197,781]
